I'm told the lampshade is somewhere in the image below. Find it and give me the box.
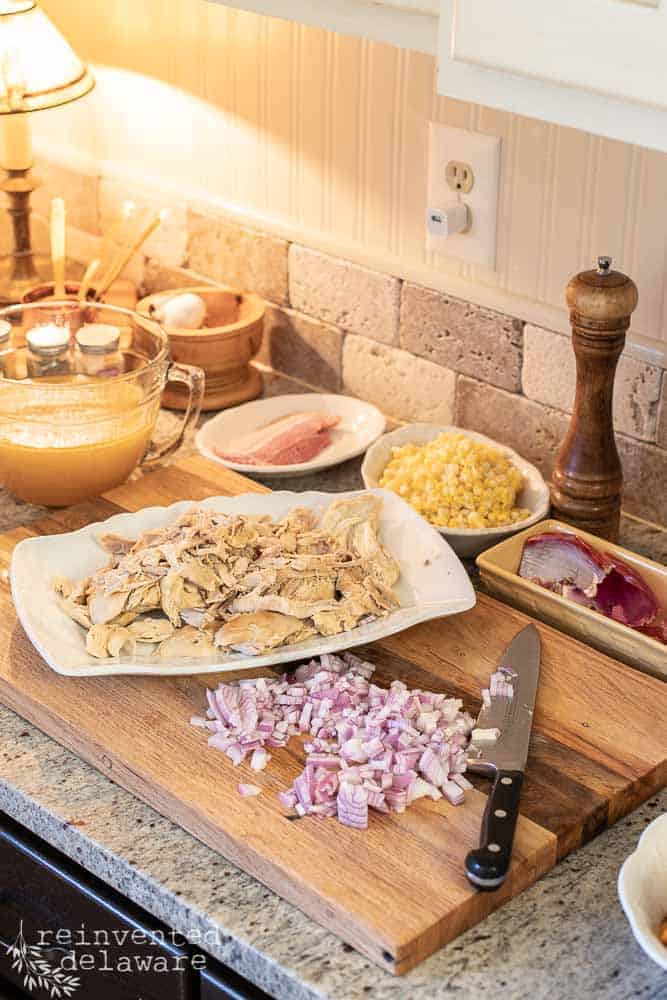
[0,1,94,114]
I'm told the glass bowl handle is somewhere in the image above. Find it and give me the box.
[142,362,205,467]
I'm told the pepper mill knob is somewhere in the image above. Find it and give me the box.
[550,256,638,541]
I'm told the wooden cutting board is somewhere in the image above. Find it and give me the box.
[0,454,664,976]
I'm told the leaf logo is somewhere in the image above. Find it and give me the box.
[5,922,80,998]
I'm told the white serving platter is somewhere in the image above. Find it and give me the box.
[618,812,667,971]
[362,424,550,558]
[11,489,476,677]
[196,393,386,478]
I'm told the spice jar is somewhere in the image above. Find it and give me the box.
[26,324,71,378]
[74,323,123,377]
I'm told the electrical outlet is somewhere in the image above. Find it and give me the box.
[445,160,474,194]
[427,123,501,268]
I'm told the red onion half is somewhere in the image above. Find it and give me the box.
[519,531,664,641]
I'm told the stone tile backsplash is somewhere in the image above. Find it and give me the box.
[32,162,100,236]
[455,377,570,481]
[99,177,189,269]
[32,157,667,526]
[342,336,457,424]
[288,245,400,346]
[658,395,667,451]
[258,307,343,392]
[187,211,289,305]
[522,324,662,442]
[400,283,523,392]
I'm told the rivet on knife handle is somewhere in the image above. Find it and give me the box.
[465,770,523,890]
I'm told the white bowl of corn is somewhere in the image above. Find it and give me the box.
[362,424,550,558]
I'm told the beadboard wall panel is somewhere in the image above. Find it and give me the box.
[35,0,667,354]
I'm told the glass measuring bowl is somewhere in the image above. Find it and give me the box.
[0,301,205,506]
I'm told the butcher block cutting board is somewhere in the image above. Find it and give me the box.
[0,453,665,976]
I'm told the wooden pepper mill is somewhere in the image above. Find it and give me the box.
[550,256,638,542]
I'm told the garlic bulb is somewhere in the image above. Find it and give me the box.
[152,292,207,330]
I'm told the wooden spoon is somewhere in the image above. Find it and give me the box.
[96,200,135,296]
[94,209,168,300]
[78,258,101,303]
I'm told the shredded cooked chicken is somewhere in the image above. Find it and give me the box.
[55,494,401,659]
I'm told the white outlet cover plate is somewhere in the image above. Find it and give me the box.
[427,122,501,269]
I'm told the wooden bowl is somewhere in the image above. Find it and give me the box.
[137,285,265,411]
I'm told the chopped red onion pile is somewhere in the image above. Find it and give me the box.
[519,532,666,644]
[191,652,478,828]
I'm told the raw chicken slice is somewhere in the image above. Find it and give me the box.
[214,411,340,466]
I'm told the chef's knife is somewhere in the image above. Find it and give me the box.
[464,624,541,891]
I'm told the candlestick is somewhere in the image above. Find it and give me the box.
[0,115,32,172]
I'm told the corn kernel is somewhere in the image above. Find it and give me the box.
[378,432,530,530]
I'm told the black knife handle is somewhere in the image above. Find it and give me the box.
[465,769,523,891]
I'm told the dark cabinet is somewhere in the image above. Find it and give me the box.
[0,814,194,999]
[0,813,270,1000]
[200,965,271,1000]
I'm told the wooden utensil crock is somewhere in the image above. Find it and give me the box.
[137,285,265,411]
[550,256,638,542]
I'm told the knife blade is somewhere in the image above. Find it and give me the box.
[464,623,541,891]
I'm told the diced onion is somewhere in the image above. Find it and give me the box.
[194,653,506,828]
[237,783,261,797]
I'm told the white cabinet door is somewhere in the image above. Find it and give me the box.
[206,0,439,54]
[437,0,667,151]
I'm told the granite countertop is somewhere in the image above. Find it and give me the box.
[0,371,666,1000]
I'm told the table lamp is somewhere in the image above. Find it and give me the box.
[0,1,94,303]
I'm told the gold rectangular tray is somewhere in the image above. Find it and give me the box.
[477,519,667,681]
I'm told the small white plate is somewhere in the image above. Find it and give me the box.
[362,424,550,558]
[618,812,667,970]
[196,393,386,478]
[11,488,476,677]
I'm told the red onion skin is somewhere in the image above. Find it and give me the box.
[521,532,612,585]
